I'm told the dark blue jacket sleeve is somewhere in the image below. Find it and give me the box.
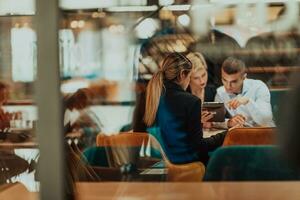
[187,98,226,152]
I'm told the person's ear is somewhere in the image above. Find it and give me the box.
[243,73,247,80]
[179,69,188,81]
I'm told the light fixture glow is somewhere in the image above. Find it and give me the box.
[105,5,158,12]
[165,4,191,11]
[60,0,117,9]
[135,18,159,39]
[178,14,191,27]
[70,20,78,29]
[78,20,85,28]
[159,0,175,6]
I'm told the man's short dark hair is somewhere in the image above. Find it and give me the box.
[222,57,246,75]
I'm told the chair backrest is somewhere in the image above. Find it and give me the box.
[223,127,275,146]
[96,132,148,147]
[204,145,300,181]
[83,146,110,167]
[67,141,100,182]
[96,132,149,167]
[270,89,288,122]
[148,133,205,182]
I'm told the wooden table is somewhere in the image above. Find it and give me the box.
[0,184,38,200]
[203,129,226,138]
[0,138,37,149]
[0,129,37,149]
[2,181,300,200]
[76,182,300,200]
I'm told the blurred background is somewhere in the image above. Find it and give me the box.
[0,0,300,199]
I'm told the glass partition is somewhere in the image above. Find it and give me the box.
[0,0,300,199]
[58,0,300,188]
[0,6,39,197]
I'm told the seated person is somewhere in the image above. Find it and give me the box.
[187,52,217,128]
[215,57,275,128]
[187,52,217,102]
[132,52,215,132]
[64,88,103,149]
[118,79,149,133]
[131,52,218,133]
[144,52,226,165]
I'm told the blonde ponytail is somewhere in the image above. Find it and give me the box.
[144,71,164,126]
[143,52,192,127]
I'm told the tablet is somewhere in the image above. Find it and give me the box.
[202,102,225,122]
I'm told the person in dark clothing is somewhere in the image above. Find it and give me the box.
[144,52,226,165]
[132,80,148,132]
[132,92,146,132]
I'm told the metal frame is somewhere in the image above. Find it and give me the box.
[36,0,66,199]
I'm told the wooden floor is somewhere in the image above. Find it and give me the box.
[2,181,300,200]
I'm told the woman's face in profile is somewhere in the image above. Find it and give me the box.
[190,69,208,91]
[180,71,192,91]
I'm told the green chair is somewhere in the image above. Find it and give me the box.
[270,89,288,122]
[83,146,109,167]
[204,145,300,181]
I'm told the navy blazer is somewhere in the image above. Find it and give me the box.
[153,81,225,164]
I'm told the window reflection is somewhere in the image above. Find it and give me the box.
[2,1,300,199]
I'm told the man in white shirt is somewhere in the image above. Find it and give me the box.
[215,57,275,128]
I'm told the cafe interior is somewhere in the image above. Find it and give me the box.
[1,0,300,199]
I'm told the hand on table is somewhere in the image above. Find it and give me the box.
[227,114,246,128]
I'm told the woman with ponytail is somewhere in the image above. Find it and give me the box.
[144,52,226,165]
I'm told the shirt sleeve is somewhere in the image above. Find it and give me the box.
[243,83,274,126]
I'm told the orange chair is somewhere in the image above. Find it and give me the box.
[96,132,149,168]
[97,133,205,181]
[149,135,205,182]
[96,132,148,147]
[223,127,275,146]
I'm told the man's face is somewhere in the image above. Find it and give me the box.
[221,69,245,94]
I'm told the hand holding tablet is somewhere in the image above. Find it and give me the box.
[202,102,226,122]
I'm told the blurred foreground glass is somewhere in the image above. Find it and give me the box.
[0,11,39,198]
